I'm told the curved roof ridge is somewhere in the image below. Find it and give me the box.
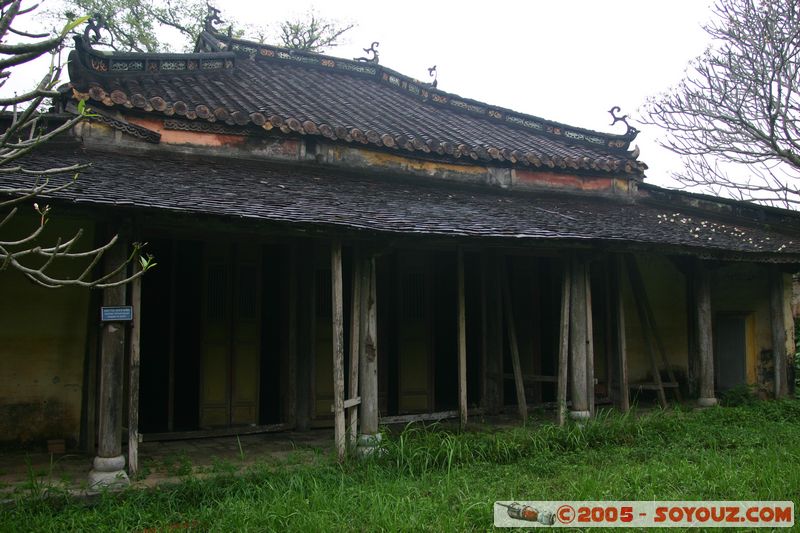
[196,29,639,153]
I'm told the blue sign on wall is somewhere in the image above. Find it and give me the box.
[100,306,134,322]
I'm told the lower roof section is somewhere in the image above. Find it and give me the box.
[5,147,800,262]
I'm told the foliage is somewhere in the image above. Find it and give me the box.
[52,1,354,54]
[276,10,354,53]
[3,401,799,530]
[0,1,152,287]
[643,0,800,208]
[57,0,207,52]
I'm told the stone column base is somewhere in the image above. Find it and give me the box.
[697,397,718,408]
[356,433,383,458]
[88,455,130,490]
[569,410,591,422]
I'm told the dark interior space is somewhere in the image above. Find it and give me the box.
[259,244,283,424]
[139,238,203,433]
[433,251,458,411]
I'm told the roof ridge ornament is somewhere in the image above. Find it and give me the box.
[428,65,438,88]
[608,106,639,138]
[354,42,379,64]
[204,3,223,33]
[83,14,107,44]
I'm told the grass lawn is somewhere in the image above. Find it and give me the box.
[2,400,799,532]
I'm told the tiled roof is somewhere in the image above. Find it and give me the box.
[65,32,646,176]
[4,147,800,261]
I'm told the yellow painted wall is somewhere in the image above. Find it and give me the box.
[0,213,94,446]
[623,255,689,382]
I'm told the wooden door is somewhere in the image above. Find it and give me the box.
[714,314,747,392]
[397,253,433,413]
[200,244,261,428]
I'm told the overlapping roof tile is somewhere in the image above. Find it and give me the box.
[5,148,800,261]
[65,32,645,176]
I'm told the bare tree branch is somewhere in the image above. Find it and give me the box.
[642,0,800,209]
[0,2,154,288]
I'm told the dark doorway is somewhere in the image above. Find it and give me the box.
[714,313,748,391]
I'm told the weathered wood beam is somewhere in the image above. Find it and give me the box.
[347,248,362,449]
[770,265,789,399]
[569,256,590,420]
[127,265,142,477]
[457,248,468,427]
[557,261,571,426]
[694,259,717,407]
[501,258,528,423]
[331,241,346,462]
[614,255,630,412]
[88,233,130,488]
[358,253,380,455]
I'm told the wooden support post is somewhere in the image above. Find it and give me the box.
[331,241,346,462]
[614,256,630,412]
[695,260,717,407]
[88,234,130,488]
[585,265,595,415]
[501,259,527,423]
[457,248,468,427]
[127,265,142,477]
[347,249,362,449]
[358,253,380,455]
[569,256,590,421]
[625,256,668,408]
[770,266,788,399]
[557,261,571,426]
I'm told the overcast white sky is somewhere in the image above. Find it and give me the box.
[7,0,717,188]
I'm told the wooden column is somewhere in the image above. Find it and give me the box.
[695,260,717,407]
[457,248,468,427]
[569,256,590,420]
[127,265,142,477]
[770,265,789,399]
[331,242,346,462]
[613,256,630,412]
[501,259,527,422]
[557,261,571,426]
[88,234,130,488]
[347,249,362,449]
[358,253,380,453]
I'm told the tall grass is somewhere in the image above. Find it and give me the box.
[3,401,799,532]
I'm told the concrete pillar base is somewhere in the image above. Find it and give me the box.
[356,433,383,458]
[697,397,718,408]
[569,410,591,421]
[88,455,129,490]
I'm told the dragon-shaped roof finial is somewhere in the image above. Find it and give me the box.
[354,42,380,64]
[83,14,107,43]
[608,106,639,138]
[204,3,223,32]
